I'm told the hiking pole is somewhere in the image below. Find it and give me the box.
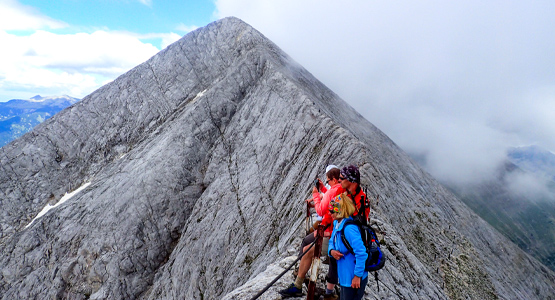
[306,224,324,300]
[249,240,317,300]
[306,201,311,234]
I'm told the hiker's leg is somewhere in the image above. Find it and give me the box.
[352,276,368,300]
[321,237,329,258]
[298,245,315,278]
[326,256,338,290]
[280,233,318,296]
[299,233,316,257]
[297,231,317,278]
[340,286,355,300]
[282,232,317,294]
[340,276,368,300]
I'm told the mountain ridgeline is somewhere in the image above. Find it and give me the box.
[0,17,553,299]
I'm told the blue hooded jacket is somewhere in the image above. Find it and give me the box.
[328,216,368,287]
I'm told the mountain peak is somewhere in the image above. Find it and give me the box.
[30,95,43,101]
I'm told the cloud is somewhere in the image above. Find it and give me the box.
[505,171,555,201]
[0,0,66,31]
[0,29,159,99]
[214,0,555,186]
[134,32,183,49]
[138,0,152,7]
[0,1,188,100]
[176,23,199,33]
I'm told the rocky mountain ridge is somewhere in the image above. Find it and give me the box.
[0,17,553,299]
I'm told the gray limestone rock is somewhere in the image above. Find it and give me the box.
[0,17,554,300]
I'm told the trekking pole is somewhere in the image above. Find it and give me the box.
[306,201,312,234]
[306,224,325,300]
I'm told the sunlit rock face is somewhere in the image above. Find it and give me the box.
[1,17,554,300]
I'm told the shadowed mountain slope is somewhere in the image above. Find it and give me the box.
[0,17,553,299]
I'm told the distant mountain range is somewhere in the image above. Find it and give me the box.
[446,145,555,271]
[0,95,79,147]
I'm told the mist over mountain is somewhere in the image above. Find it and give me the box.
[0,95,79,147]
[431,145,555,272]
[0,17,553,300]
[508,145,555,182]
[446,158,555,272]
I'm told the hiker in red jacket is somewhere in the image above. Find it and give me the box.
[280,165,344,299]
[339,165,369,223]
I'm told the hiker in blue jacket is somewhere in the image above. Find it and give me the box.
[328,193,368,300]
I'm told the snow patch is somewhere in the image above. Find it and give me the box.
[25,182,91,228]
[27,95,79,104]
[190,89,207,104]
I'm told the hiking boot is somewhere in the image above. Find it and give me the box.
[279,283,304,298]
[323,293,338,300]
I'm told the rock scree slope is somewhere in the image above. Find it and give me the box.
[0,17,554,300]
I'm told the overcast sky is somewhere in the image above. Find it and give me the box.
[1,0,554,188]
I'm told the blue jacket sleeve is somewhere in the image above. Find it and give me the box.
[344,224,368,277]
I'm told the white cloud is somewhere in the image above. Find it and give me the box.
[0,0,66,31]
[0,29,159,99]
[0,1,184,100]
[160,32,182,49]
[138,0,152,7]
[505,172,555,201]
[214,0,555,186]
[135,32,183,49]
[176,23,199,33]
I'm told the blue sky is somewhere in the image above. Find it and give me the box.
[16,0,214,45]
[0,0,215,101]
[1,0,555,189]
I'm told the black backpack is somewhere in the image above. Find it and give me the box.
[339,219,386,272]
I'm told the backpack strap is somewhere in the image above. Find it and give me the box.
[349,186,369,225]
[359,193,368,224]
[339,219,359,255]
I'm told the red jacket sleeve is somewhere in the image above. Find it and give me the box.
[312,190,323,214]
[315,188,334,217]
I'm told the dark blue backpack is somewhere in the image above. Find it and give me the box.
[340,219,386,272]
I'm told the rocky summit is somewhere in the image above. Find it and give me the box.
[0,17,554,300]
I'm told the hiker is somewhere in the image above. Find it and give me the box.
[339,165,369,223]
[305,164,339,232]
[279,165,344,299]
[328,193,368,300]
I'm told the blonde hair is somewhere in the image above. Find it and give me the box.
[337,192,355,219]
